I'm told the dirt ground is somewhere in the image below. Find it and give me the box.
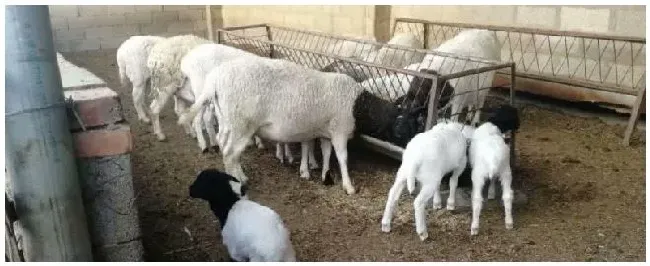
[63,50,645,262]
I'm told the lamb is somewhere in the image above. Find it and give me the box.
[180,43,265,152]
[467,104,520,236]
[419,29,501,125]
[178,56,378,194]
[189,168,296,262]
[146,34,211,141]
[380,120,474,241]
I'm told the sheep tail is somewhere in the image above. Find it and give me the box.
[117,61,127,87]
[178,86,213,126]
[398,154,419,194]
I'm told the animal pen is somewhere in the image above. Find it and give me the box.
[214,24,517,163]
[392,17,647,146]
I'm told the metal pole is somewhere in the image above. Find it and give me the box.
[205,5,214,41]
[5,5,94,261]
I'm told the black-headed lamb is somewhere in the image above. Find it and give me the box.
[189,168,296,262]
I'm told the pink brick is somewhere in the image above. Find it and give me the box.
[64,87,124,130]
[73,125,133,158]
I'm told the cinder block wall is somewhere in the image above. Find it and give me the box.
[221,5,377,39]
[390,5,645,38]
[49,5,223,52]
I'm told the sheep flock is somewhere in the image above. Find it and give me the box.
[116,28,519,261]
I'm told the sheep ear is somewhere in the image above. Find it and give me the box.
[228,180,243,197]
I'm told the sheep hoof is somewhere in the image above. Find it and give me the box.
[309,163,320,170]
[418,231,429,241]
[140,117,151,124]
[300,170,310,179]
[432,203,442,210]
[344,186,356,195]
[446,204,455,211]
[322,172,334,186]
[381,223,391,233]
[505,223,513,230]
[201,147,209,154]
[470,228,479,236]
[156,134,167,141]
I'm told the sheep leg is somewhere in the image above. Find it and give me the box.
[174,96,195,138]
[331,136,355,195]
[284,143,295,165]
[320,138,333,184]
[381,178,406,233]
[500,167,514,230]
[308,139,319,170]
[487,178,496,200]
[149,88,174,141]
[131,80,150,123]
[193,107,208,153]
[446,163,466,211]
[254,136,265,149]
[275,143,285,164]
[299,142,311,179]
[470,173,486,236]
[222,135,253,184]
[414,184,436,241]
[203,108,219,152]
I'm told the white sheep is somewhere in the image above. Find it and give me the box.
[116,35,166,123]
[380,120,474,241]
[419,29,501,125]
[178,56,367,194]
[467,104,520,236]
[189,169,296,262]
[146,34,211,141]
[180,43,265,152]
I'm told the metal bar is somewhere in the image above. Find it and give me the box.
[5,6,93,261]
[623,87,645,146]
[218,30,443,80]
[394,17,646,43]
[496,70,639,96]
[359,135,403,161]
[205,5,214,41]
[440,63,513,80]
[422,22,429,49]
[265,24,274,58]
[261,23,506,65]
[424,77,443,131]
[221,23,268,31]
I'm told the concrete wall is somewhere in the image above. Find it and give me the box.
[48,5,223,52]
[390,5,645,38]
[221,5,377,39]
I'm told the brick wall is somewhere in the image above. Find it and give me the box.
[49,5,223,52]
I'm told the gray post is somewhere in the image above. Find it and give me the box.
[5,5,94,261]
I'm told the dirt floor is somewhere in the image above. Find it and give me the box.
[63,50,645,262]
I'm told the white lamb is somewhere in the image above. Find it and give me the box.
[419,29,501,125]
[180,43,265,152]
[466,104,520,236]
[380,120,474,241]
[189,169,296,262]
[146,34,211,141]
[179,56,371,194]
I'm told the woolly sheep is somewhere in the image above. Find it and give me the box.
[179,56,372,194]
[467,104,520,236]
[189,169,296,262]
[146,34,211,141]
[380,120,474,241]
[116,35,166,124]
[180,43,265,152]
[419,29,501,125]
